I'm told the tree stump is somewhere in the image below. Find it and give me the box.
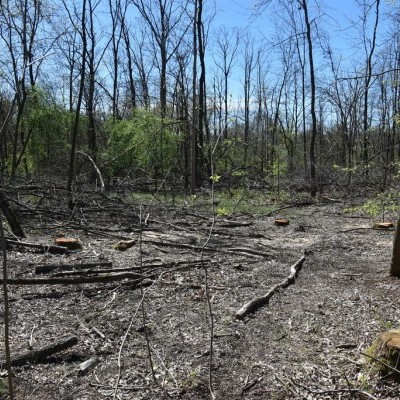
[373,222,394,229]
[364,329,400,381]
[113,239,136,251]
[274,218,289,226]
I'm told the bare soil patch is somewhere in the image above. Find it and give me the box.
[1,190,400,399]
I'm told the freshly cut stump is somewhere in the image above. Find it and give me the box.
[54,237,83,250]
[373,222,394,229]
[114,239,136,251]
[274,218,289,226]
[366,329,400,381]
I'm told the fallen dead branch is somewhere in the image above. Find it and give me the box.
[235,253,307,320]
[0,336,78,367]
[266,200,315,217]
[1,272,145,285]
[226,247,276,257]
[144,239,273,258]
[6,239,70,255]
[290,377,379,400]
[35,261,113,274]
[219,220,253,228]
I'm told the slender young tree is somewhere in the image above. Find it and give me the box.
[242,34,255,168]
[120,3,137,111]
[355,0,381,177]
[108,0,124,119]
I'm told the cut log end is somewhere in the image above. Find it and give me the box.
[373,222,394,230]
[55,237,83,250]
[274,218,289,226]
[114,239,136,251]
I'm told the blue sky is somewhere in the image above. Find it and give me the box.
[206,0,396,104]
[212,0,394,57]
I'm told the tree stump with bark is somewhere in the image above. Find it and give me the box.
[364,329,400,381]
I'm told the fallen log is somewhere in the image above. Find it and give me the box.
[0,336,78,367]
[6,239,70,255]
[35,261,113,274]
[219,220,253,228]
[235,253,307,320]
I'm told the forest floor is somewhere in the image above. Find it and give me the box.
[1,185,400,400]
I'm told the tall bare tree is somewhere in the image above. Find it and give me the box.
[299,0,318,196]
[213,27,240,141]
[130,0,190,118]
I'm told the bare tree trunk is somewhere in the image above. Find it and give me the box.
[0,209,14,399]
[121,9,137,110]
[86,0,98,160]
[66,0,88,208]
[390,217,400,276]
[243,36,254,168]
[301,0,318,197]
[190,0,198,194]
[362,0,380,178]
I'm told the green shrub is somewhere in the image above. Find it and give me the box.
[103,109,181,178]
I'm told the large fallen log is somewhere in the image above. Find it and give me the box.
[235,253,307,320]
[0,336,78,367]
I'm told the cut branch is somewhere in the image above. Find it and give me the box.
[235,253,307,320]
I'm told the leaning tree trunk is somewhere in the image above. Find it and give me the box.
[0,191,25,238]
